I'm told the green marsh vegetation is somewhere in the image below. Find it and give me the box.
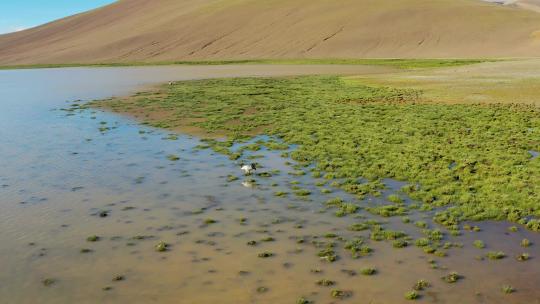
[405,290,420,300]
[91,75,540,231]
[41,278,56,287]
[86,235,100,242]
[486,251,506,260]
[502,285,516,294]
[442,272,462,283]
[360,267,377,275]
[155,241,169,252]
[473,240,485,249]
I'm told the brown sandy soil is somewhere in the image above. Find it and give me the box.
[2,0,540,65]
[352,59,540,105]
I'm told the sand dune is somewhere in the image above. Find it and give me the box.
[2,0,540,65]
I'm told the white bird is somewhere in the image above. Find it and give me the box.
[241,163,257,175]
[168,81,173,85]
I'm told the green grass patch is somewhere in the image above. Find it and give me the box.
[92,75,540,229]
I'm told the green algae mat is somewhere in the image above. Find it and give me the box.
[90,75,540,230]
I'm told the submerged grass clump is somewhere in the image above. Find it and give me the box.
[405,290,420,300]
[331,289,352,299]
[42,278,56,287]
[316,279,335,286]
[203,218,217,225]
[442,272,462,283]
[502,285,515,294]
[87,235,100,242]
[296,297,311,304]
[413,279,430,291]
[516,253,530,261]
[473,240,485,249]
[257,251,274,258]
[344,238,372,258]
[317,247,338,262]
[166,154,180,161]
[360,267,377,276]
[486,251,506,260]
[93,75,540,228]
[155,241,169,252]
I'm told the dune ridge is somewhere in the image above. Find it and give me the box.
[2,0,540,65]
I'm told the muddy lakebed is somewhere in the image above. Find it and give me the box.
[0,66,539,304]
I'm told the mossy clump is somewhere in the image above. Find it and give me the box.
[442,272,462,283]
[42,278,56,287]
[367,204,407,217]
[293,189,311,197]
[387,194,403,204]
[486,251,506,260]
[344,238,371,258]
[405,290,420,300]
[370,229,407,241]
[413,279,430,291]
[112,275,125,282]
[87,235,100,242]
[204,218,217,225]
[464,224,481,232]
[516,253,530,261]
[502,285,515,294]
[348,222,370,231]
[316,279,335,286]
[473,240,485,249]
[167,154,180,161]
[415,238,430,248]
[423,229,444,242]
[393,240,409,248]
[317,248,337,262]
[526,219,540,232]
[296,297,312,304]
[132,235,154,240]
[227,175,239,182]
[155,241,169,252]
[331,289,352,299]
[361,267,377,276]
[258,251,274,258]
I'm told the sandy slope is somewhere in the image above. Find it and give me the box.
[2,0,540,65]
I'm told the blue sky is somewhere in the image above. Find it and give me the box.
[0,1,116,34]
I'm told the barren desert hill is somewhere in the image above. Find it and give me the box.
[2,0,540,65]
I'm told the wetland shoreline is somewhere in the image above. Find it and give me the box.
[87,74,540,232]
[1,64,539,303]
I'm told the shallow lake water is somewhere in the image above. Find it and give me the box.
[0,66,539,304]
